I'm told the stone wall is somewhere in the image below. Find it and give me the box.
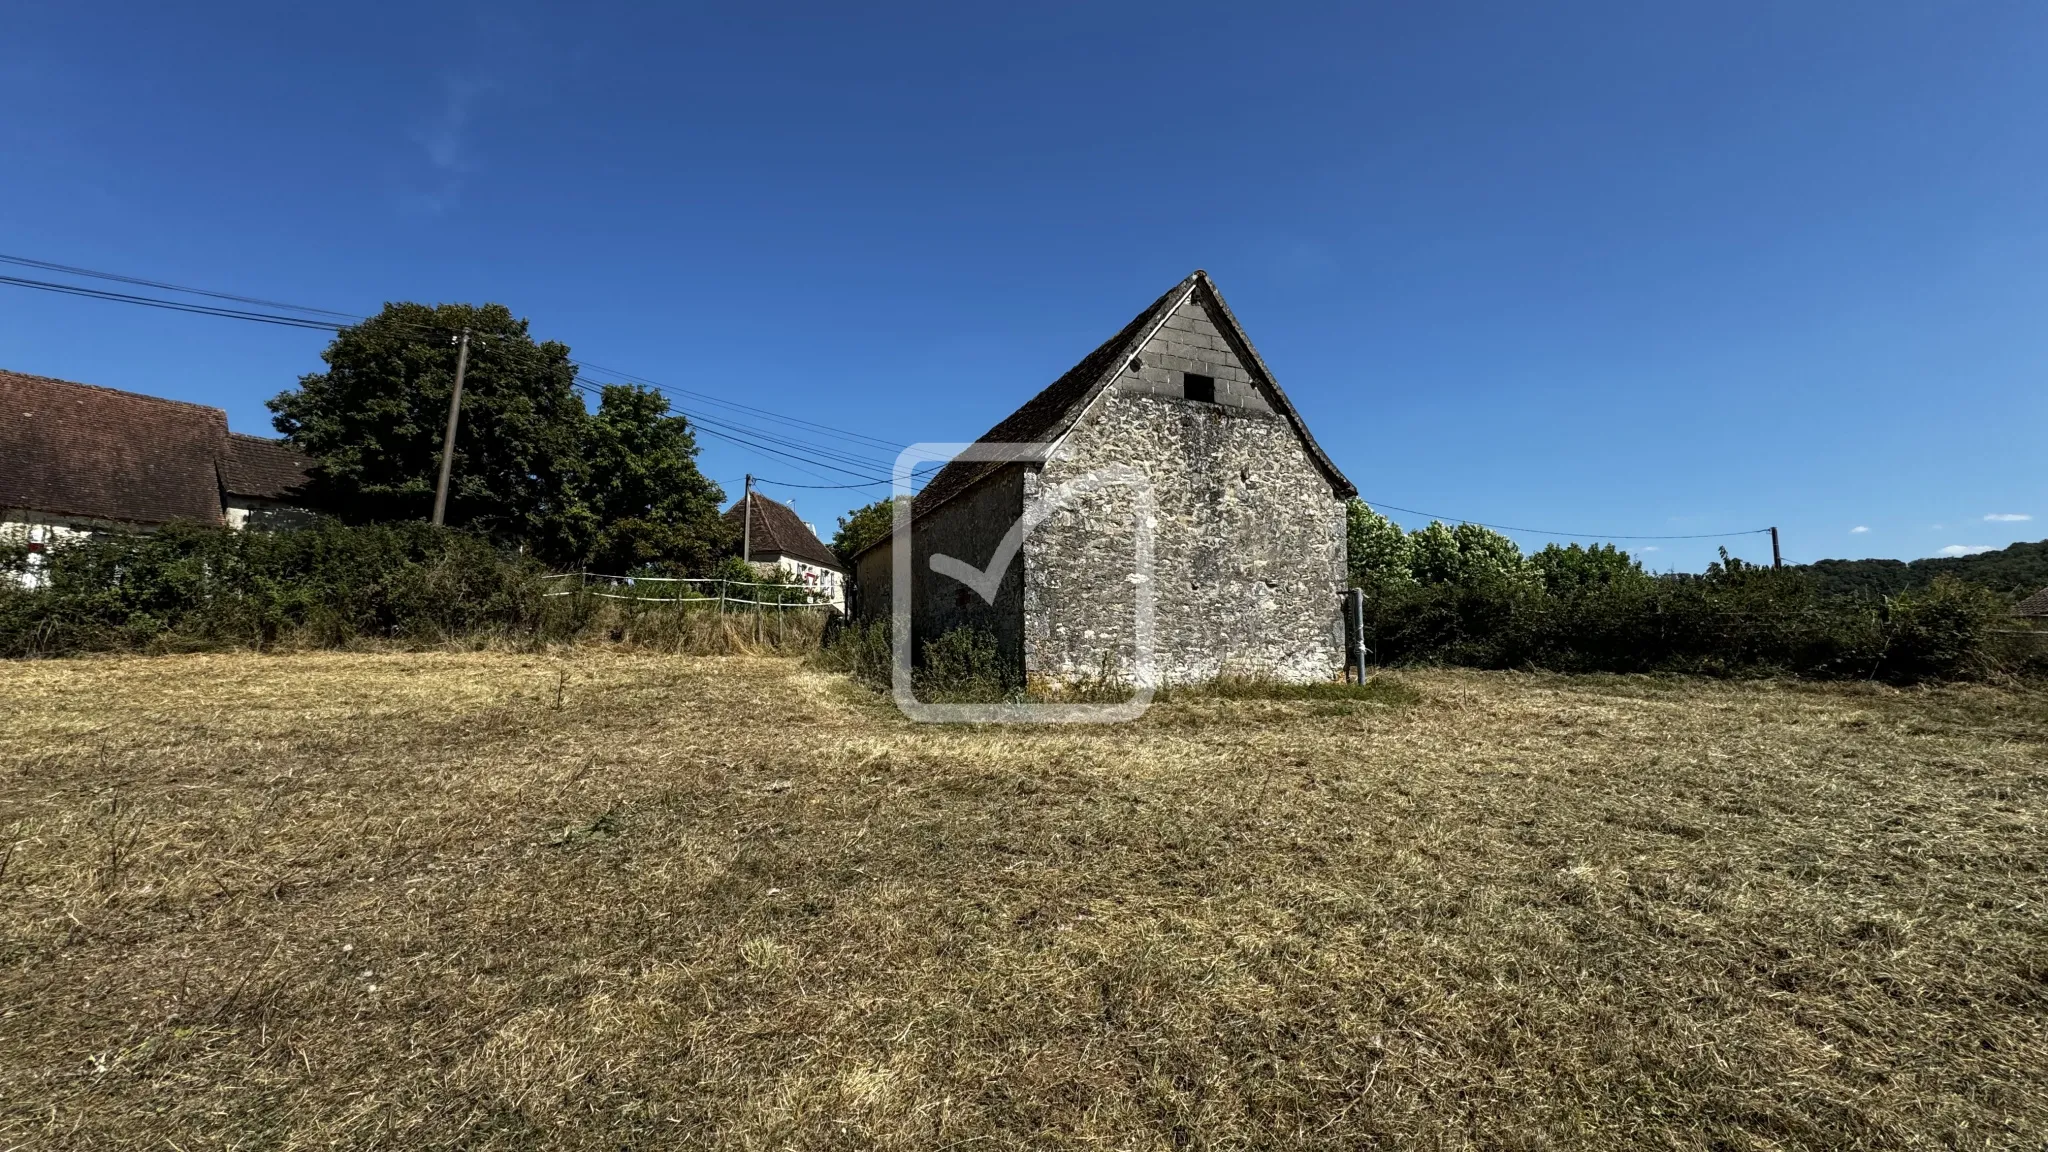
[1024,385,1346,686]
[850,466,1027,678]
[1115,294,1274,414]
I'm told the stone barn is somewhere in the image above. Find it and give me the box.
[851,270,1355,686]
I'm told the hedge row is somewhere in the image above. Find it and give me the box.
[1362,568,2039,684]
[4,522,2038,683]
[0,521,819,657]
[0,522,559,656]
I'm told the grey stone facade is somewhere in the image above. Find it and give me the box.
[853,464,1029,677]
[851,271,1353,687]
[1026,389,1345,685]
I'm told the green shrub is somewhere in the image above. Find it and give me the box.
[1878,577,2003,683]
[916,628,1015,702]
[1357,554,2015,684]
[0,521,696,657]
[814,624,1023,703]
[812,618,894,691]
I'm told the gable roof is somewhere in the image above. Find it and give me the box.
[220,432,314,501]
[2012,586,2048,617]
[868,271,1354,557]
[724,491,844,571]
[0,369,231,526]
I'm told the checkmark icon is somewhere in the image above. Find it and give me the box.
[930,518,1026,604]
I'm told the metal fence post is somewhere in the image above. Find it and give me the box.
[1344,587,1368,683]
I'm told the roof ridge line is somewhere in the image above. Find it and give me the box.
[1040,274,1203,438]
[0,368,230,418]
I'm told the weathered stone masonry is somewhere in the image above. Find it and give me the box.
[853,464,1028,676]
[1027,391,1344,685]
[851,271,1353,686]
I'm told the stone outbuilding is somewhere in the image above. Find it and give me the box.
[850,270,1355,686]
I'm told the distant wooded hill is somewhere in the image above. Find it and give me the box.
[1798,539,2048,600]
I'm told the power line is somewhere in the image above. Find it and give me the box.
[688,424,881,484]
[677,406,898,473]
[685,422,892,484]
[569,378,892,485]
[1,251,907,482]
[570,356,904,453]
[755,475,927,490]
[0,265,515,347]
[0,251,1783,534]
[1359,498,1772,541]
[752,475,928,491]
[0,253,363,321]
[572,375,899,477]
[0,274,344,331]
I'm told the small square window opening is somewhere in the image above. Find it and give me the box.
[1183,372,1215,404]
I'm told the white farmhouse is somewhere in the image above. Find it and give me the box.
[1,369,316,583]
[722,491,847,612]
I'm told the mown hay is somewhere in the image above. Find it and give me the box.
[1,654,2044,1149]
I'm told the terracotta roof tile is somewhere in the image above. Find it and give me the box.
[0,369,228,525]
[220,432,313,501]
[724,492,843,570]
[2011,586,2048,617]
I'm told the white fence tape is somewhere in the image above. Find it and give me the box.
[541,571,831,610]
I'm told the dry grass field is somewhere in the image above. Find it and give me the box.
[1,652,2044,1150]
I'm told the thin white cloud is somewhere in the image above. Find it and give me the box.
[1938,545,1996,558]
[1850,525,1869,534]
[416,75,485,173]
[1984,513,2032,522]
[1639,545,1659,552]
[399,75,492,215]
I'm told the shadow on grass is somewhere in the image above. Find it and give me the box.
[813,624,1422,710]
[1160,675,1422,707]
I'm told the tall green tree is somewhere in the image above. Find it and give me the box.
[1344,499,1413,587]
[1408,521,1533,587]
[269,303,593,563]
[1531,542,1649,595]
[581,384,732,574]
[831,497,906,566]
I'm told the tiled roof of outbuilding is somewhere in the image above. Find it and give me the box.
[220,432,314,501]
[2011,586,2048,617]
[0,369,230,526]
[725,491,844,571]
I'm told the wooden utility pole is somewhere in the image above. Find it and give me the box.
[431,328,473,527]
[741,474,754,565]
[1770,526,1782,570]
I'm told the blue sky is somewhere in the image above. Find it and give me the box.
[4,2,2043,571]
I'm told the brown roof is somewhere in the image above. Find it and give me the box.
[859,270,1354,558]
[220,432,313,501]
[2012,586,2048,617]
[0,369,230,526]
[725,491,843,571]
